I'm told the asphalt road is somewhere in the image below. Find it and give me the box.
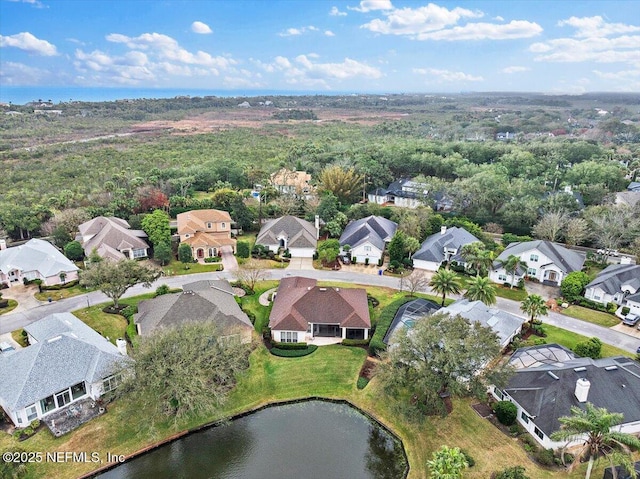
[1,268,639,354]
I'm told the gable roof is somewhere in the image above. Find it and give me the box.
[269,277,370,331]
[176,209,233,235]
[339,216,398,251]
[585,264,640,295]
[503,356,640,439]
[0,239,79,277]
[78,216,149,259]
[134,280,252,335]
[441,299,526,348]
[0,313,127,411]
[256,216,317,249]
[493,240,585,274]
[413,227,479,263]
[627,181,640,192]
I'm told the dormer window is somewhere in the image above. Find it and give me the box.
[207,222,212,229]
[185,234,190,238]
[221,222,226,229]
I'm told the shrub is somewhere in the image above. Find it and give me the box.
[341,339,370,347]
[236,241,250,259]
[204,256,221,263]
[155,284,171,296]
[369,296,415,356]
[622,306,631,316]
[575,296,609,312]
[126,317,138,348]
[560,271,590,302]
[460,449,475,467]
[271,341,308,350]
[64,240,84,261]
[573,337,602,359]
[29,420,40,429]
[493,466,530,479]
[120,305,138,319]
[607,302,617,314]
[364,257,370,266]
[0,299,8,308]
[357,377,370,389]
[494,401,518,426]
[270,345,318,357]
[41,280,80,291]
[535,448,555,467]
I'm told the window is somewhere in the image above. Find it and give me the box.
[185,234,190,238]
[221,222,226,229]
[132,248,146,259]
[364,246,371,252]
[494,388,504,400]
[521,411,529,424]
[103,375,120,393]
[55,389,71,408]
[26,404,38,422]
[529,254,539,262]
[527,267,537,276]
[594,295,601,301]
[280,331,298,343]
[207,222,212,229]
[40,395,55,413]
[498,274,507,282]
[534,426,544,440]
[71,382,86,400]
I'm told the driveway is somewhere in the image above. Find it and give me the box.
[523,281,560,301]
[1,284,43,313]
[220,246,238,272]
[286,257,314,270]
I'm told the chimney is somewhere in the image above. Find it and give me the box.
[440,225,447,235]
[315,215,320,239]
[574,378,590,403]
[116,338,128,356]
[0,239,6,250]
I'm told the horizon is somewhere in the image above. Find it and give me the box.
[1,0,639,98]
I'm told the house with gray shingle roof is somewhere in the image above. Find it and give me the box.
[489,240,585,287]
[339,215,397,266]
[412,226,479,271]
[584,264,640,307]
[269,276,370,343]
[0,238,79,288]
[490,351,640,449]
[440,299,526,350]
[134,280,253,342]
[77,216,150,261]
[367,178,428,209]
[256,216,317,258]
[0,313,128,427]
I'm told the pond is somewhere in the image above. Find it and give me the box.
[96,400,407,479]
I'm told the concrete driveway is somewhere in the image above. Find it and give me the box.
[1,284,43,313]
[287,257,314,270]
[524,281,560,301]
[220,246,238,272]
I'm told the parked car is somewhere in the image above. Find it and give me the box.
[596,249,619,257]
[0,341,15,354]
[622,314,639,326]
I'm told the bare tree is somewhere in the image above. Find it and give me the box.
[532,212,568,242]
[588,205,639,251]
[564,218,590,247]
[235,259,268,291]
[404,271,430,297]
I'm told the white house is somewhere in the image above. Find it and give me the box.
[367,178,427,209]
[584,264,640,306]
[490,350,640,450]
[0,313,129,428]
[256,216,318,258]
[339,215,397,266]
[626,293,640,316]
[0,238,79,288]
[490,240,585,287]
[413,226,479,271]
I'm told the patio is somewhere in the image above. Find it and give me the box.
[306,336,343,346]
[43,397,106,437]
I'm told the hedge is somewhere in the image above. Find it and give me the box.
[369,296,415,356]
[270,345,318,357]
[271,341,308,350]
[342,339,370,347]
[40,280,80,291]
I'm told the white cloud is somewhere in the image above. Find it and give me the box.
[531,16,640,68]
[279,26,320,37]
[416,20,542,40]
[330,6,347,16]
[349,0,394,13]
[362,4,482,36]
[501,66,530,74]
[0,61,49,85]
[0,32,58,56]
[74,49,155,85]
[413,68,483,82]
[7,0,46,9]
[191,21,212,34]
[325,30,335,37]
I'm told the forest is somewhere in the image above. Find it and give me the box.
[0,92,639,254]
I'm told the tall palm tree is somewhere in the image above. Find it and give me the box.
[520,294,548,324]
[429,269,462,306]
[464,276,497,305]
[460,242,493,276]
[501,254,527,289]
[550,403,640,479]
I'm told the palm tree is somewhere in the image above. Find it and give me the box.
[460,242,493,276]
[550,403,640,479]
[520,294,548,324]
[464,276,497,305]
[501,254,527,289]
[429,269,462,306]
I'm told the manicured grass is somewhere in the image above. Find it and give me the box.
[523,323,633,358]
[161,259,223,276]
[238,280,278,333]
[561,305,620,328]
[0,298,18,315]
[0,343,599,479]
[494,285,528,301]
[34,284,89,302]
[72,306,128,345]
[11,328,27,346]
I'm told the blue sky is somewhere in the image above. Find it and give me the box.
[1,0,639,94]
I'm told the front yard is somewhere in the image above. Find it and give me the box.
[561,305,620,328]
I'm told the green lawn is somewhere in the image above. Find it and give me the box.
[34,284,91,302]
[0,299,18,315]
[561,305,620,328]
[523,323,633,358]
[162,259,223,276]
[72,305,129,344]
[494,285,528,301]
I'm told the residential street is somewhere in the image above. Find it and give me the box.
[1,267,639,354]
